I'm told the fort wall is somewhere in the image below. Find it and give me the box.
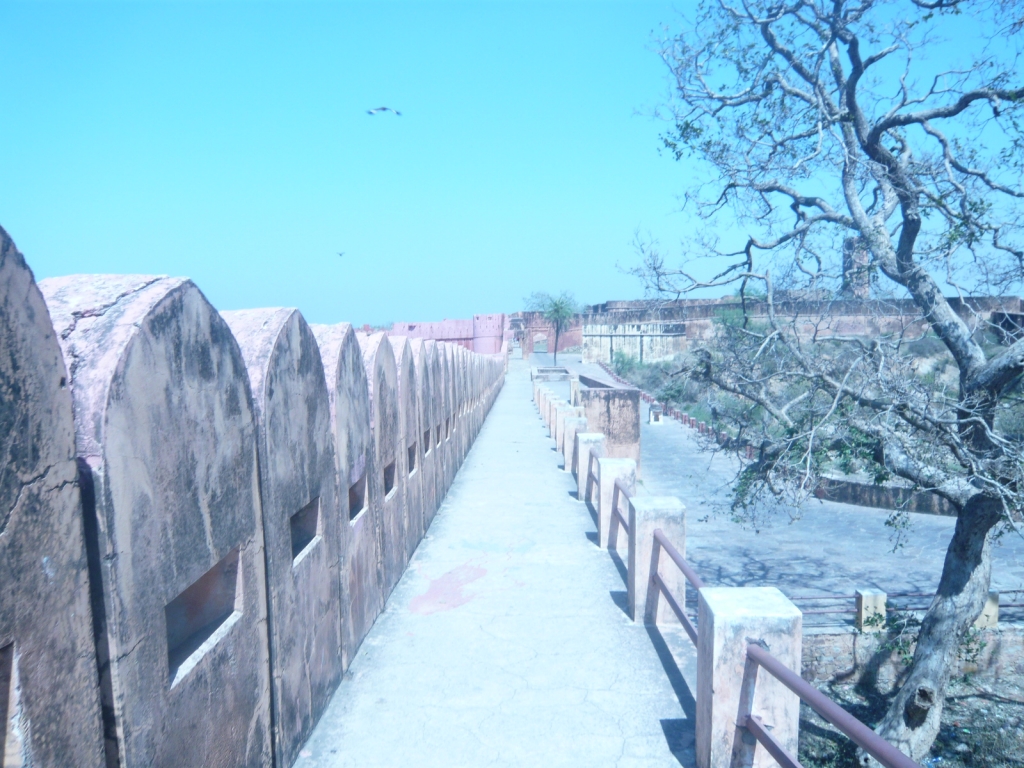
[1,226,507,767]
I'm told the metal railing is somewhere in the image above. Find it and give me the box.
[744,644,920,768]
[642,525,922,768]
[651,528,703,644]
[567,412,923,768]
[610,478,631,538]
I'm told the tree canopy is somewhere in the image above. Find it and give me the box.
[638,1,1024,762]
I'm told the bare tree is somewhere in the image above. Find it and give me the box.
[639,1,1024,762]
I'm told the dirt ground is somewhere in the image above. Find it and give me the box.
[799,674,1024,767]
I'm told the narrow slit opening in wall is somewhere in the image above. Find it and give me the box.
[408,443,417,475]
[290,497,321,562]
[348,473,366,521]
[165,547,240,686]
[383,461,396,496]
[445,419,450,440]
[423,429,431,455]
[436,426,441,447]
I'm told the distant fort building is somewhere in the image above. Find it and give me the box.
[509,296,1024,365]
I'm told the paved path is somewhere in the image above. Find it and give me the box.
[301,359,696,767]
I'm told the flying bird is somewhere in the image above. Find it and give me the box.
[337,252,345,258]
[366,107,401,116]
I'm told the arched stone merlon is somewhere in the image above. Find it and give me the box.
[388,336,424,560]
[0,228,105,767]
[437,343,455,493]
[40,274,272,768]
[356,332,405,597]
[459,346,471,459]
[409,339,438,527]
[309,322,380,666]
[222,308,342,767]
[424,341,444,516]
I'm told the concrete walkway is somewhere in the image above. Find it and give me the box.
[301,359,696,767]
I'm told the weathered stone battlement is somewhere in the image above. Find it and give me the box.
[0,225,507,768]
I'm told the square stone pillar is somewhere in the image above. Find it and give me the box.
[856,589,886,631]
[696,588,802,768]
[554,403,577,454]
[537,386,550,418]
[574,432,606,501]
[596,458,636,549]
[562,416,588,472]
[974,592,999,628]
[649,405,663,425]
[627,496,686,623]
[546,396,563,434]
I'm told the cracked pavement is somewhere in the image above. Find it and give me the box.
[300,358,696,767]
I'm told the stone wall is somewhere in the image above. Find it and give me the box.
[391,313,510,354]
[803,625,1024,691]
[560,296,1024,364]
[2,227,507,767]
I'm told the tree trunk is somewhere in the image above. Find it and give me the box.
[553,326,560,366]
[860,494,1002,765]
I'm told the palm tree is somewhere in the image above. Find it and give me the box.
[525,292,578,365]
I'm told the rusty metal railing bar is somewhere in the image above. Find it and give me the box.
[652,572,698,645]
[653,528,706,590]
[612,505,630,536]
[743,715,802,768]
[787,594,856,601]
[745,644,921,768]
[801,609,858,615]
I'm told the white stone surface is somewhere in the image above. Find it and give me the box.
[696,587,801,768]
[597,458,637,550]
[628,496,686,624]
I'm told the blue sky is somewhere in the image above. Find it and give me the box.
[0,1,703,326]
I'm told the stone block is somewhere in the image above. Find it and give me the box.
[546,396,562,435]
[561,416,588,472]
[42,274,272,767]
[596,458,636,550]
[0,229,105,766]
[696,587,802,768]
[391,337,425,561]
[574,432,606,501]
[311,322,380,665]
[554,403,577,454]
[223,308,343,767]
[410,339,439,528]
[574,376,641,475]
[358,332,405,597]
[627,496,685,623]
[855,589,886,632]
[649,405,663,424]
[438,343,457,493]
[425,340,446,506]
[975,592,999,629]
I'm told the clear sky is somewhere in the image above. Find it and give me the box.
[0,0,703,326]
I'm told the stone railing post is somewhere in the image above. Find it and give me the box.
[856,589,886,631]
[562,416,588,473]
[696,587,802,768]
[975,592,999,628]
[573,432,605,501]
[546,396,563,435]
[596,458,636,549]
[627,496,686,624]
[554,403,580,454]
